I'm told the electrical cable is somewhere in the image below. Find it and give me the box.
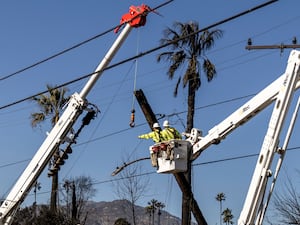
[0,27,115,82]
[61,60,136,179]
[0,0,174,82]
[22,145,300,199]
[0,0,278,111]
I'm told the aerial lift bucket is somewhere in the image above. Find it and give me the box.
[151,140,191,173]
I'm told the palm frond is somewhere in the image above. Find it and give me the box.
[30,84,70,128]
[203,59,216,82]
[31,112,46,127]
[174,76,181,97]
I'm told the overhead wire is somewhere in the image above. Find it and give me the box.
[0,0,278,111]
[0,26,115,82]
[62,60,137,179]
[0,0,175,82]
[1,0,296,196]
[16,145,300,199]
[2,0,299,211]
[0,92,258,175]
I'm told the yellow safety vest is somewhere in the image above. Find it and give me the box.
[161,127,182,141]
[139,130,162,143]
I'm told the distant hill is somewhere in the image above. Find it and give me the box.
[84,199,194,225]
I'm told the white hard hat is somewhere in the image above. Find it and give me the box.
[153,123,160,128]
[163,120,169,127]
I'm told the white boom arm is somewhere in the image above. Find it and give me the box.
[187,50,300,225]
[0,93,86,225]
[0,4,151,223]
[189,54,300,158]
[239,50,299,225]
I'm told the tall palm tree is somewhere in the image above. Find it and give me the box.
[157,21,223,225]
[146,199,165,225]
[31,84,69,212]
[33,181,41,218]
[145,205,153,225]
[156,202,165,225]
[216,193,226,225]
[157,21,223,133]
[222,208,234,225]
[147,199,158,225]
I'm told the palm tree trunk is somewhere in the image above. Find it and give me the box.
[50,171,58,212]
[220,202,222,225]
[72,182,77,222]
[152,208,155,225]
[185,82,196,133]
[158,209,161,225]
[182,82,196,225]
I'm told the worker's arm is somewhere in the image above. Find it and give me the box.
[138,132,152,139]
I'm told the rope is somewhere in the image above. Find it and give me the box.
[129,30,141,127]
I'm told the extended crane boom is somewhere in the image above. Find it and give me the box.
[0,4,151,225]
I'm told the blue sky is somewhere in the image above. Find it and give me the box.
[0,0,300,224]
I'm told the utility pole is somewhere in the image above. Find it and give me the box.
[134,89,160,129]
[246,37,300,52]
[134,89,207,225]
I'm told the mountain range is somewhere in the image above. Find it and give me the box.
[83,199,196,225]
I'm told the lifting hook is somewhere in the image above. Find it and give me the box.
[129,109,135,127]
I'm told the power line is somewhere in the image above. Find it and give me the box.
[0,93,258,170]
[0,0,277,111]
[0,159,30,169]
[0,0,174,82]
[22,145,300,199]
[0,26,115,82]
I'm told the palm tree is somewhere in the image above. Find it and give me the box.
[216,193,226,225]
[147,199,158,225]
[156,202,165,225]
[157,21,223,133]
[33,181,41,218]
[146,199,165,225]
[145,205,153,225]
[157,21,223,225]
[31,84,69,212]
[222,208,234,225]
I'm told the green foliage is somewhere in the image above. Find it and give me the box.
[12,205,74,225]
[31,84,69,128]
[114,217,131,225]
[157,21,223,132]
[145,199,165,225]
[222,208,234,225]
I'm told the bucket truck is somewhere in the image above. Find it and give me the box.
[153,49,300,225]
[0,4,151,225]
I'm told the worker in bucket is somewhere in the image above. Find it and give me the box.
[138,122,163,167]
[138,122,163,143]
[161,120,182,160]
[161,120,182,141]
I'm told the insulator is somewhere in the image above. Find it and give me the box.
[82,110,96,125]
[62,152,68,160]
[56,158,65,166]
[65,146,72,154]
[247,38,252,46]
